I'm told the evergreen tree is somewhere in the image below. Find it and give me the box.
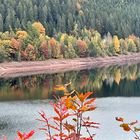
[0,14,3,32]
[0,0,140,37]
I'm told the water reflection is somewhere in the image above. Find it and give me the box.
[0,63,140,101]
[0,121,8,130]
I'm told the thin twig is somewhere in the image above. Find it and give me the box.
[82,119,93,140]
[46,119,52,140]
[130,127,140,140]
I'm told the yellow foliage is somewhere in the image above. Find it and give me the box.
[0,31,11,40]
[68,35,75,43]
[100,41,105,49]
[45,35,50,41]
[130,66,137,80]
[128,38,136,46]
[16,31,28,39]
[91,31,101,44]
[39,34,46,42]
[32,21,45,35]
[130,72,136,81]
[79,10,84,16]
[113,35,120,53]
[114,69,121,85]
[94,31,101,41]
[0,39,11,47]
[60,34,66,43]
[134,127,140,132]
[54,85,66,91]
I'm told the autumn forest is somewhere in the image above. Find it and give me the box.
[1,0,140,140]
[0,0,140,62]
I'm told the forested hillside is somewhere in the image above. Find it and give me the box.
[0,0,140,37]
[0,21,140,62]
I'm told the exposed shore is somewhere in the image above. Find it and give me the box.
[0,53,140,78]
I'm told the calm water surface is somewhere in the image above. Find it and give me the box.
[0,63,140,101]
[0,63,140,140]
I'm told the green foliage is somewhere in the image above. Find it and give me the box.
[0,21,140,62]
[0,46,8,62]
[0,0,140,37]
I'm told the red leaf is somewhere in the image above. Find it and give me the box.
[84,98,96,106]
[84,92,93,99]
[87,106,96,111]
[38,111,48,121]
[53,106,60,117]
[120,123,131,132]
[25,130,35,139]
[53,117,60,121]
[48,124,59,131]
[62,113,70,120]
[39,128,47,131]
[17,130,35,140]
[17,131,23,139]
[116,117,124,122]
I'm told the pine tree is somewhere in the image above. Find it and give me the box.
[0,14,3,32]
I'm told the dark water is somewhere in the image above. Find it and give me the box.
[0,63,140,101]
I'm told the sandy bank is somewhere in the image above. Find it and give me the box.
[0,53,140,78]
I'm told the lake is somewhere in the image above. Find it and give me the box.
[0,63,140,140]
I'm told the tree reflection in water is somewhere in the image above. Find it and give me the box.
[0,63,140,101]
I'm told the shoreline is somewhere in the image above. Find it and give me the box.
[0,53,140,78]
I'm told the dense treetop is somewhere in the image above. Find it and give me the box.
[0,21,140,62]
[0,0,140,37]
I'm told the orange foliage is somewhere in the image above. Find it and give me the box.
[40,41,49,58]
[25,44,36,60]
[120,124,131,132]
[11,38,22,50]
[48,38,57,47]
[116,117,140,139]
[77,92,92,102]
[54,85,66,91]
[21,51,28,58]
[32,21,45,35]
[128,34,137,42]
[16,31,28,39]
[76,39,88,57]
[38,83,99,140]
[77,39,88,51]
[65,96,77,110]
[26,44,34,51]
[21,44,36,60]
